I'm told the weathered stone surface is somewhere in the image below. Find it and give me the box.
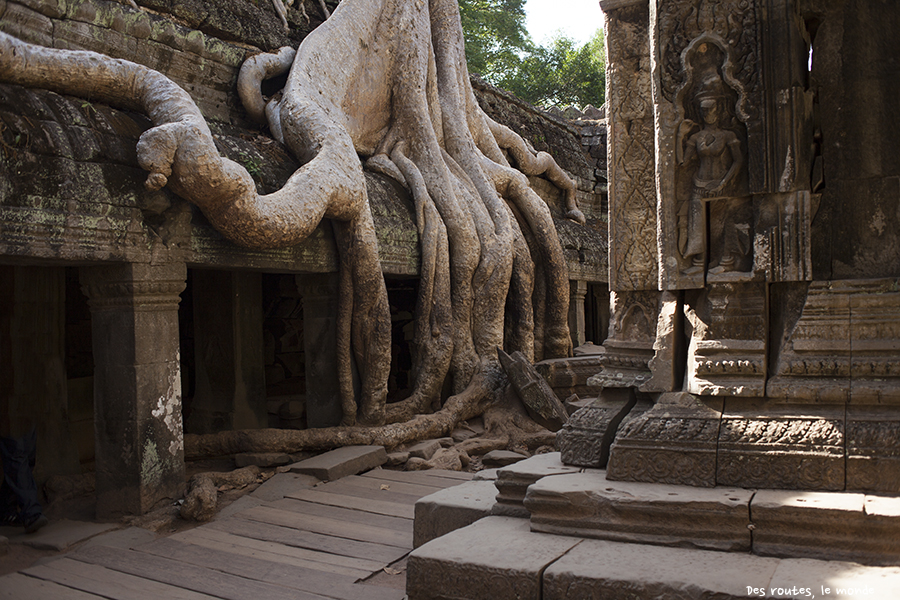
[386,451,410,467]
[558,390,637,468]
[407,516,581,600]
[481,450,528,468]
[717,401,845,491]
[766,557,900,600]
[751,490,900,566]
[526,470,752,552]
[498,348,569,432]
[684,282,768,397]
[847,406,900,494]
[543,536,781,600]
[407,448,464,472]
[605,0,657,291]
[588,291,658,389]
[492,453,581,518]
[413,480,498,548]
[607,393,722,487]
[288,445,387,482]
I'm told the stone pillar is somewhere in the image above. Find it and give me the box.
[0,266,81,482]
[298,273,343,428]
[568,280,587,348]
[188,270,266,434]
[80,263,186,518]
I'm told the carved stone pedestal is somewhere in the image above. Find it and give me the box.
[557,389,638,468]
[685,282,767,397]
[607,392,722,487]
[717,400,845,490]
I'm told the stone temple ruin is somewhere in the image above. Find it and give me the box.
[1,0,900,595]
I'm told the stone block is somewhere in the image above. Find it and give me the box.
[558,389,636,468]
[288,445,387,481]
[751,490,900,566]
[542,537,781,600]
[492,453,580,518]
[526,470,752,552]
[481,450,527,468]
[407,439,442,460]
[413,480,498,547]
[407,516,580,600]
[717,400,845,491]
[607,393,722,487]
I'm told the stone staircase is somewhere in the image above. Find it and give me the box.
[408,453,900,599]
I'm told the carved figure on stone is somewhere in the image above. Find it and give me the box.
[0,0,577,451]
[674,39,751,277]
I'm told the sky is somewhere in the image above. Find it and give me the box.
[524,0,604,46]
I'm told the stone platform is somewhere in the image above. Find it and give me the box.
[409,453,900,599]
[408,516,900,600]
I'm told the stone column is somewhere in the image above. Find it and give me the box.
[568,280,587,348]
[298,273,343,428]
[80,263,186,518]
[188,270,266,434]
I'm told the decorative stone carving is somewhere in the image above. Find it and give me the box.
[607,392,723,487]
[606,1,658,291]
[716,400,845,490]
[588,290,658,389]
[557,389,637,468]
[685,282,767,396]
[768,279,900,403]
[847,406,900,494]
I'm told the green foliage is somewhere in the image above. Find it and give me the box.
[458,0,606,110]
[459,0,532,81]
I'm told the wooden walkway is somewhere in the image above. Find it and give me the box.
[1,467,473,600]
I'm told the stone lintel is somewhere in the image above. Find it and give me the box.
[526,470,753,552]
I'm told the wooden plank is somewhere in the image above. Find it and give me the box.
[285,488,415,519]
[333,474,449,497]
[23,558,219,600]
[208,516,409,564]
[270,497,412,531]
[0,572,106,600]
[170,528,376,580]
[314,479,423,505]
[70,544,329,600]
[236,505,413,549]
[362,467,474,485]
[138,537,404,600]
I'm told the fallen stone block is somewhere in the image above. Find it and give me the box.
[407,439,442,460]
[288,445,387,481]
[414,480,498,547]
